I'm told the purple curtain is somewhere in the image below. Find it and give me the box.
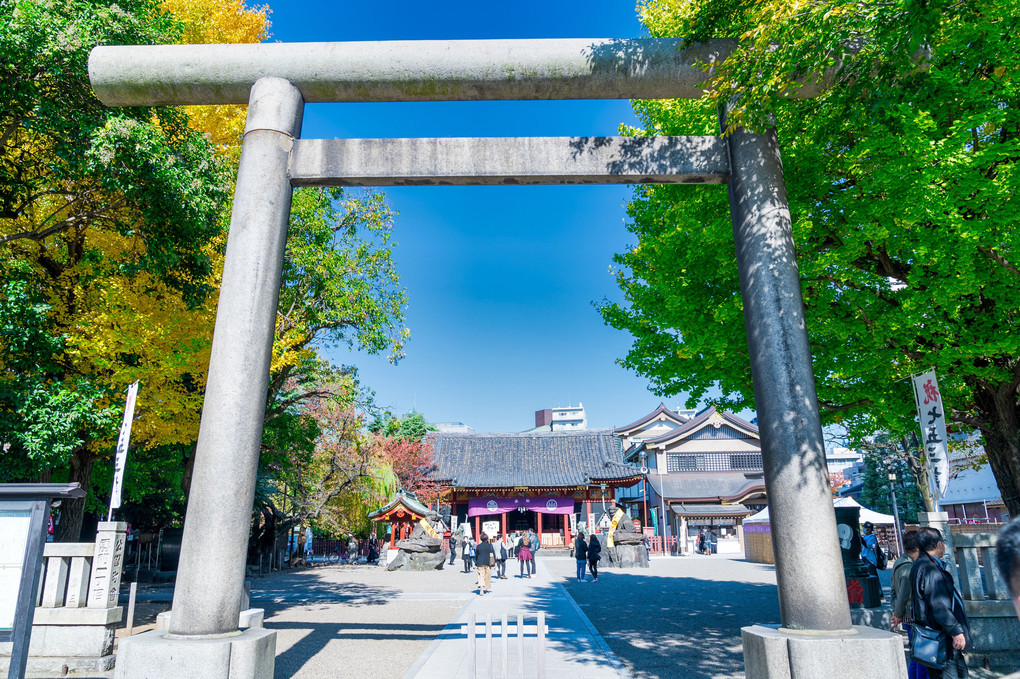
[467,496,574,517]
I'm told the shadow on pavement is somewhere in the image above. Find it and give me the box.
[547,566,780,679]
[270,618,450,675]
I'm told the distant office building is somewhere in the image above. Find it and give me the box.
[826,446,864,476]
[435,422,474,434]
[533,403,587,431]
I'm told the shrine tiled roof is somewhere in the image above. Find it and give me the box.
[428,430,639,489]
[669,502,753,517]
[647,471,766,503]
[613,402,688,435]
[367,489,431,520]
[644,406,758,446]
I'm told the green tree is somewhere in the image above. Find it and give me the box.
[0,0,230,540]
[602,0,1020,514]
[266,187,408,412]
[857,438,928,526]
[0,266,121,481]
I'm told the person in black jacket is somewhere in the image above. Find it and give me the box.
[574,534,588,582]
[910,527,970,678]
[587,533,602,582]
[995,517,1020,621]
[474,533,495,595]
[448,533,457,566]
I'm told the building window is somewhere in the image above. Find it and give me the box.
[729,454,763,470]
[666,452,763,472]
[667,454,701,472]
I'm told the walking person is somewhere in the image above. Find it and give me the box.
[517,535,533,578]
[910,527,971,678]
[527,528,540,575]
[448,532,457,566]
[587,532,602,583]
[497,533,512,579]
[475,533,495,595]
[891,531,928,679]
[574,533,588,582]
[462,535,475,573]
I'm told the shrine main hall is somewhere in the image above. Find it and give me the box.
[428,403,768,548]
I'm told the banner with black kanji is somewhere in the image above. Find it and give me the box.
[911,370,950,502]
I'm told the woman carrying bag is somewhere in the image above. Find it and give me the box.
[517,536,533,578]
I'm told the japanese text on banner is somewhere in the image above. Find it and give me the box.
[108,381,140,516]
[912,371,950,501]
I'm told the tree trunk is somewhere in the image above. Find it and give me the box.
[54,449,95,542]
[976,383,1020,518]
[181,445,196,501]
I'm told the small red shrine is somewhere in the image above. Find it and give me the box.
[368,490,431,549]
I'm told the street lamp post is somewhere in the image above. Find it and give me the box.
[639,449,649,535]
[888,472,904,555]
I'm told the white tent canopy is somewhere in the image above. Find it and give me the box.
[744,497,896,525]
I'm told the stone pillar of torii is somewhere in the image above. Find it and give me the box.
[89,39,906,679]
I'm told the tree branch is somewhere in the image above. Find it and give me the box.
[978,245,1020,278]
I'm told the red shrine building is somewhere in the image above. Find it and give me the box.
[367,490,431,548]
[428,430,640,547]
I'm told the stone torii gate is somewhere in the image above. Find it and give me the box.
[89,39,905,679]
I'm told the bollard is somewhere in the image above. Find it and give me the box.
[517,613,524,679]
[537,612,546,679]
[126,582,137,636]
[486,613,493,679]
[501,614,509,679]
[468,613,477,679]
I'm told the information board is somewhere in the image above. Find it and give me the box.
[0,509,32,631]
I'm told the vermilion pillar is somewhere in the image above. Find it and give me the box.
[536,512,543,547]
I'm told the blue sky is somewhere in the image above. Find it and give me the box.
[268,1,702,432]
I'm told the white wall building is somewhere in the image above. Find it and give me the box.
[533,403,588,431]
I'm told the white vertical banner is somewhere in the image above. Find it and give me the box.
[912,370,950,502]
[108,381,140,520]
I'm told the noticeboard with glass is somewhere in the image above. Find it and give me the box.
[0,506,33,640]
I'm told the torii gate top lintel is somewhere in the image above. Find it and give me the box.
[88,37,831,107]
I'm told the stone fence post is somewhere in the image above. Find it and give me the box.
[88,521,127,609]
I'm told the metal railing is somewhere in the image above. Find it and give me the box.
[466,612,546,679]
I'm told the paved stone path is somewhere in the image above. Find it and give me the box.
[546,554,781,679]
[405,556,628,679]
[112,552,1007,679]
[115,553,779,679]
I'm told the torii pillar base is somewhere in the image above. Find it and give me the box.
[742,625,906,679]
[114,628,276,679]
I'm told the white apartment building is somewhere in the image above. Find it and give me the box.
[533,403,588,431]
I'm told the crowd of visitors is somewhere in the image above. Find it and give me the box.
[444,526,617,593]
